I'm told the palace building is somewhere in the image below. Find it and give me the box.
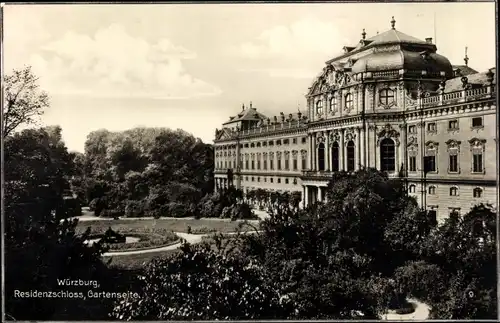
[213,17,497,222]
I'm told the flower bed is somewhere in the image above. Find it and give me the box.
[83,226,179,252]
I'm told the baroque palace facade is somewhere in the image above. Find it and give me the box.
[213,18,497,222]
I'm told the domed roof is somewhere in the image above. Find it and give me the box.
[352,49,453,75]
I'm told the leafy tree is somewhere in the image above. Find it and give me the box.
[3,66,49,138]
[4,127,108,320]
[111,242,283,320]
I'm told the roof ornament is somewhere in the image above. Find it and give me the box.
[362,28,366,40]
[249,101,253,109]
[242,103,245,111]
[464,47,469,66]
[391,16,396,29]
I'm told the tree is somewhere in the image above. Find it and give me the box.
[3,66,49,138]
[111,242,283,320]
[4,127,109,320]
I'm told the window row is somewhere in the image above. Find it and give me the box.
[408,185,484,198]
[242,176,298,185]
[316,138,396,172]
[407,116,484,134]
[315,88,395,115]
[407,150,484,173]
[216,153,308,171]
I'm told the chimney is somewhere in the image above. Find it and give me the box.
[425,37,433,44]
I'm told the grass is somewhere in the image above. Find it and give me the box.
[83,226,180,252]
[77,218,254,234]
[104,248,181,270]
[104,233,247,270]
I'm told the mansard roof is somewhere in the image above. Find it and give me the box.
[444,68,496,93]
[223,106,268,125]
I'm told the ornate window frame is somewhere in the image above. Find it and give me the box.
[449,186,459,197]
[445,139,461,174]
[428,185,437,195]
[425,140,439,173]
[469,138,486,174]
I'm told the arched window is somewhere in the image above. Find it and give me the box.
[408,184,416,193]
[346,141,355,172]
[473,187,483,198]
[428,186,436,195]
[379,88,395,105]
[329,96,337,113]
[318,142,325,171]
[380,138,396,172]
[345,93,353,110]
[331,142,340,171]
[449,187,458,196]
[316,100,323,115]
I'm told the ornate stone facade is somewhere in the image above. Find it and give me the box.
[214,20,497,223]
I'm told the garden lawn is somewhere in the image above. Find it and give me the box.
[76,218,255,234]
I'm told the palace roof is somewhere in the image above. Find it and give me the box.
[444,68,496,93]
[223,106,268,125]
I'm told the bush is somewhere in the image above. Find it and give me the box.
[230,202,257,220]
[124,200,146,217]
[111,243,282,320]
[167,202,189,218]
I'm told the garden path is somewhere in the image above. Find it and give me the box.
[381,298,430,320]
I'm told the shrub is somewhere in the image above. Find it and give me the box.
[111,243,282,320]
[167,202,189,218]
[124,200,146,218]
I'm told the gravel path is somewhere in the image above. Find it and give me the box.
[102,231,259,257]
[381,298,430,320]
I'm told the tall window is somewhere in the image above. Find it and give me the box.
[380,138,396,172]
[301,152,307,170]
[245,160,249,170]
[270,159,274,170]
[263,160,267,170]
[425,144,437,173]
[473,151,483,173]
[285,156,290,170]
[449,154,458,172]
[251,160,255,170]
[345,93,353,111]
[257,160,261,170]
[331,142,340,171]
[409,156,417,172]
[329,96,337,113]
[379,88,395,105]
[318,143,325,171]
[346,141,355,172]
[277,154,282,170]
[316,100,323,115]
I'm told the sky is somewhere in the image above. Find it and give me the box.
[3,2,496,152]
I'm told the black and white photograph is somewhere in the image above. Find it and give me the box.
[1,1,498,321]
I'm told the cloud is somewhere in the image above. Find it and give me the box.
[29,24,221,99]
[231,16,349,60]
